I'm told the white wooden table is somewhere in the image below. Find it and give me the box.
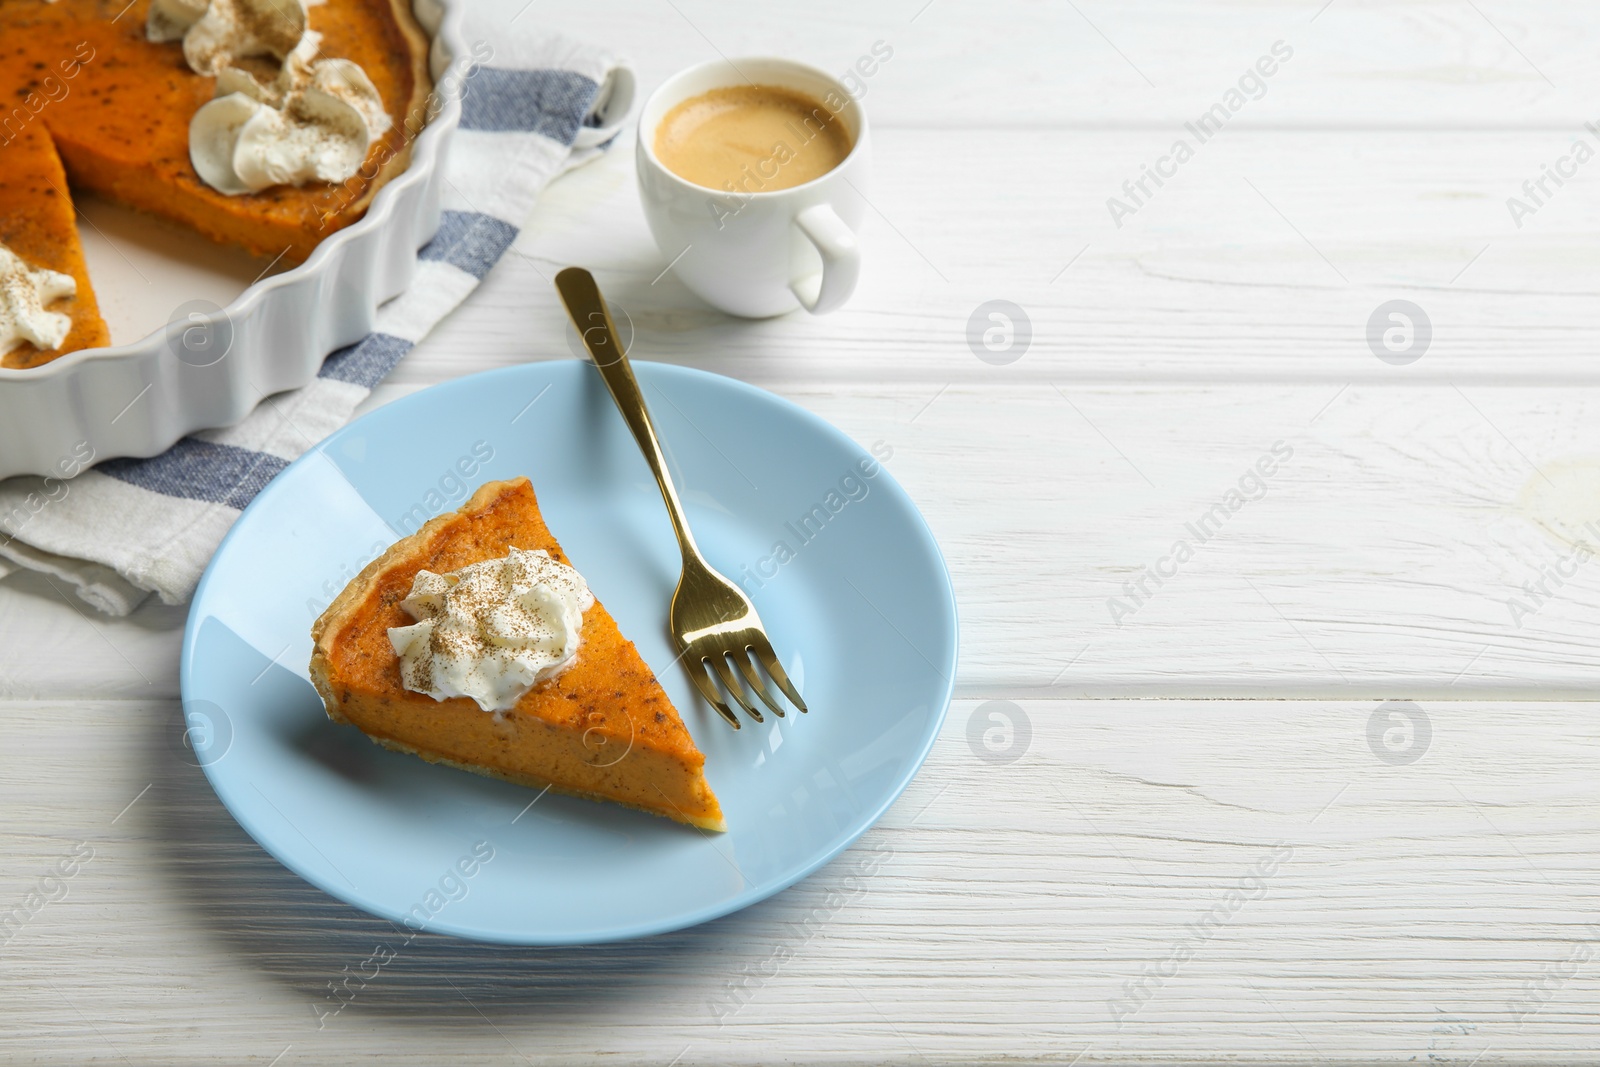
[5,1,1600,1062]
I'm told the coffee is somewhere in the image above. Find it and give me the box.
[654,84,853,194]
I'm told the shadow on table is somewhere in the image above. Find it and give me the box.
[139,703,824,1029]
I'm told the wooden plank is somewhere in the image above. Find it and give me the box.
[793,380,1600,697]
[1,698,1595,1064]
[405,129,1600,387]
[516,0,1599,128]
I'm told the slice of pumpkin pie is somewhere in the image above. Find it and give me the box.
[0,121,110,369]
[309,477,726,831]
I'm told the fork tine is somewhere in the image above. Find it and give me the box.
[733,648,787,718]
[686,657,741,730]
[750,637,808,714]
[709,655,764,724]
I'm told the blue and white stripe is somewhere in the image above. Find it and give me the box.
[0,31,624,615]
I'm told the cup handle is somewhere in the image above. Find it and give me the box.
[790,204,860,315]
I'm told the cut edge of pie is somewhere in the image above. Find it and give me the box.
[309,477,727,833]
[0,121,110,370]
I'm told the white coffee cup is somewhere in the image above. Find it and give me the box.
[636,57,869,318]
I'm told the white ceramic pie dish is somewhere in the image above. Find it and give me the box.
[0,0,467,481]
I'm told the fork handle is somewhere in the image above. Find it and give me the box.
[554,267,704,562]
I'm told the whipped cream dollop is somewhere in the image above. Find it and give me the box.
[151,0,390,196]
[0,243,75,356]
[388,548,596,713]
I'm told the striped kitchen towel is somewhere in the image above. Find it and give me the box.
[0,24,632,615]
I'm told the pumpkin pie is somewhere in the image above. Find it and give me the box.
[309,478,727,832]
[0,0,432,368]
[0,121,110,369]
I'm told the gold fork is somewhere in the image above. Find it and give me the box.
[554,267,807,729]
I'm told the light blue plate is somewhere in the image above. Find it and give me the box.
[181,360,956,944]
